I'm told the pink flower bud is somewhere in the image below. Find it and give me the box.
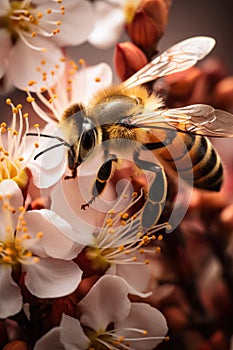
[114,42,148,81]
[126,0,171,57]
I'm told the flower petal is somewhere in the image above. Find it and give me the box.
[7,37,65,91]
[24,209,82,259]
[78,275,142,331]
[60,314,90,350]
[0,29,11,79]
[38,0,95,46]
[88,1,124,49]
[115,302,168,350]
[24,258,82,298]
[107,252,151,292]
[71,63,112,104]
[34,327,64,350]
[0,266,22,318]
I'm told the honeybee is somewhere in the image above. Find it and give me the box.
[28,36,233,230]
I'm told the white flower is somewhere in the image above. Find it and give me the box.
[0,0,95,90]
[34,275,168,350]
[25,60,112,187]
[0,98,66,190]
[0,179,83,319]
[88,0,141,49]
[50,174,169,291]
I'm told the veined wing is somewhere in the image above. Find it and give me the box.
[126,104,233,138]
[122,36,215,89]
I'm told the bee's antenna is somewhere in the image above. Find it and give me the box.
[34,142,67,160]
[26,132,71,160]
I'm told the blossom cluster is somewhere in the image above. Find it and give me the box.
[0,1,232,350]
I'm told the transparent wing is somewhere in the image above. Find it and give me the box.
[122,36,216,89]
[127,104,233,137]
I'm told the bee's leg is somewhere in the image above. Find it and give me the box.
[64,168,77,180]
[133,152,167,231]
[81,154,118,210]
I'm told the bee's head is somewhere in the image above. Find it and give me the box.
[62,103,98,170]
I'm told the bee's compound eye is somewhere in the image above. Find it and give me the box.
[80,129,97,160]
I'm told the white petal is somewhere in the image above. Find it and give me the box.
[7,37,65,91]
[0,266,22,318]
[115,302,168,350]
[34,327,65,350]
[24,209,83,259]
[60,314,90,350]
[24,258,82,298]
[50,177,105,245]
[43,0,95,46]
[0,29,11,78]
[0,180,24,240]
[88,1,124,49]
[71,63,112,104]
[107,252,151,292]
[78,275,133,331]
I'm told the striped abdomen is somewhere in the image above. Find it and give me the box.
[156,132,223,191]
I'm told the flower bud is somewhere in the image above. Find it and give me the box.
[126,0,171,57]
[114,42,148,81]
[3,341,29,350]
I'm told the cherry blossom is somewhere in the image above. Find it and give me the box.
[0,0,95,90]
[0,179,83,319]
[34,275,168,350]
[88,0,141,49]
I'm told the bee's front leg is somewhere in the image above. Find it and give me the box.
[81,154,118,210]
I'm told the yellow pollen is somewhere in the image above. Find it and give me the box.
[118,245,125,252]
[106,218,113,227]
[57,0,62,3]
[1,122,7,128]
[132,191,138,198]
[23,113,29,118]
[144,259,150,265]
[107,228,115,234]
[139,248,144,254]
[6,98,11,105]
[60,57,66,62]
[155,246,161,253]
[40,87,47,93]
[79,58,85,65]
[34,142,39,148]
[41,59,46,65]
[56,21,61,25]
[13,130,18,136]
[12,107,18,114]
[95,77,101,82]
[131,256,137,261]
[19,206,25,212]
[46,8,52,14]
[158,234,163,241]
[37,232,43,238]
[31,32,37,37]
[34,123,40,128]
[37,12,43,19]
[26,96,35,103]
[121,213,129,220]
[28,80,37,86]
[17,104,22,109]
[165,336,170,341]
[143,330,148,336]
[121,220,126,226]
